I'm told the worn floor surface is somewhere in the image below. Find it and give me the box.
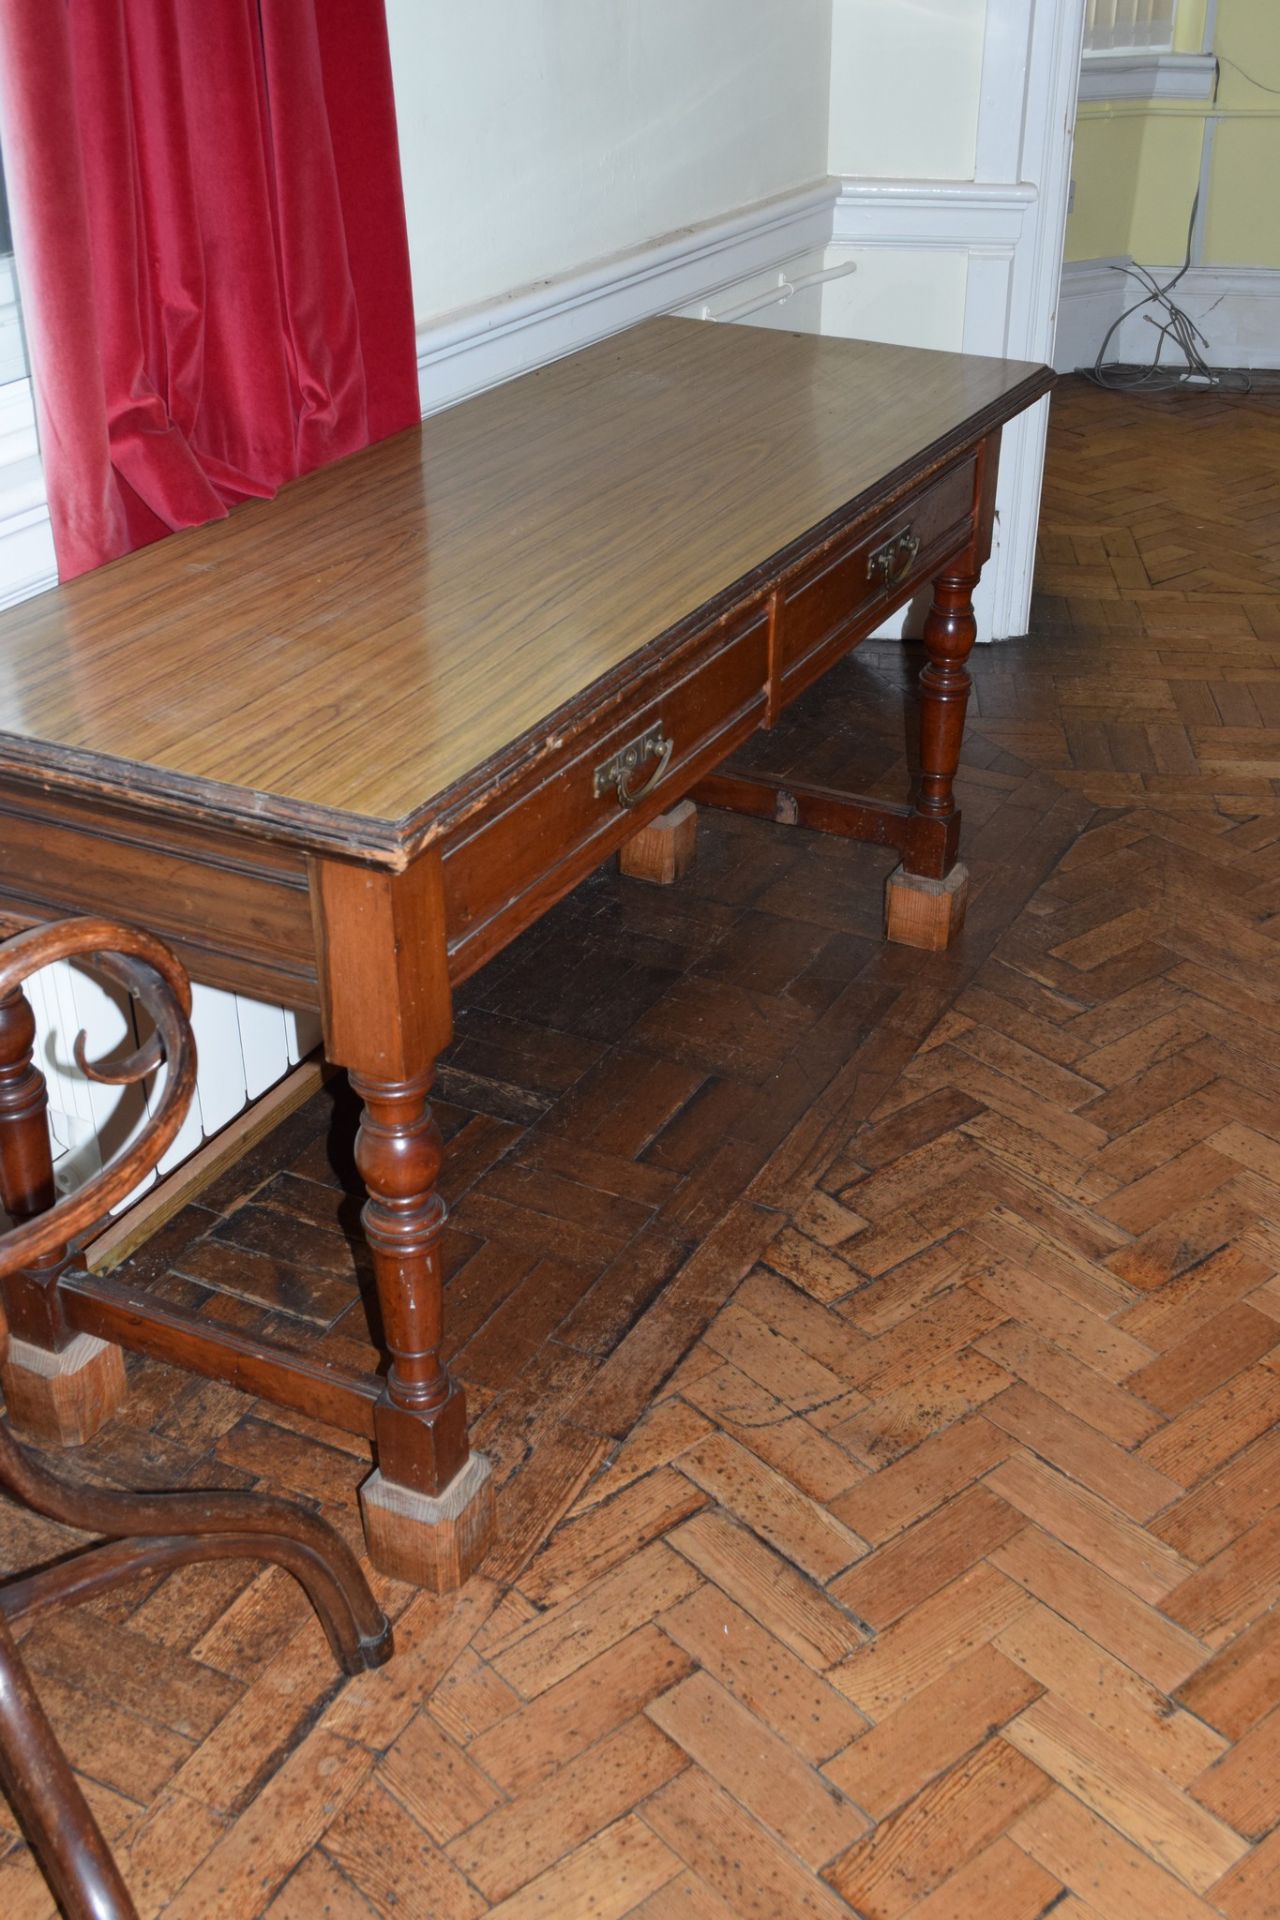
[6,376,1280,1916]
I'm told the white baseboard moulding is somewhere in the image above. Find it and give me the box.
[1057,258,1280,374]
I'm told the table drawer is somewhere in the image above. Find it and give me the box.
[776,454,977,687]
[443,605,769,971]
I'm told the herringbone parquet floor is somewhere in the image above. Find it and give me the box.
[6,376,1280,1917]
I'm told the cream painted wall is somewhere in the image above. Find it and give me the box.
[1066,0,1280,268]
[385,0,833,323]
[828,0,986,181]
[386,0,998,354]
[824,0,989,354]
[1208,0,1280,265]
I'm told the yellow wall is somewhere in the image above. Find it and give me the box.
[1065,0,1280,267]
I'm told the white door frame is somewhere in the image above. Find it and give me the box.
[974,0,1086,640]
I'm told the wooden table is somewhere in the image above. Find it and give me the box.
[0,318,1051,1588]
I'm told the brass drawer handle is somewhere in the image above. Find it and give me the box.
[593,722,673,810]
[867,526,921,589]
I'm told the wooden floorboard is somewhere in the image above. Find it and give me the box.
[6,375,1280,1915]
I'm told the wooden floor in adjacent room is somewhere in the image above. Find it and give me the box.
[7,373,1280,1918]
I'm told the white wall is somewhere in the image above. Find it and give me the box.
[823,0,990,356]
[386,0,834,324]
[829,0,986,182]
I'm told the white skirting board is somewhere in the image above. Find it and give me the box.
[1057,259,1280,374]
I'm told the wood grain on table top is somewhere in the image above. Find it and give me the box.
[0,319,1049,853]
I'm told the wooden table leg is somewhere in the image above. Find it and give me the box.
[886,430,1000,950]
[313,852,494,1591]
[619,798,699,885]
[0,988,125,1444]
[352,1067,493,1587]
[884,558,977,950]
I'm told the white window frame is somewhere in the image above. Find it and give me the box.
[1082,0,1178,54]
[0,252,57,608]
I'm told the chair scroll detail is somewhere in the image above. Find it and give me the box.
[0,918,392,1920]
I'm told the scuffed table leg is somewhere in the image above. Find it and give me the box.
[884,558,978,952]
[352,1066,494,1590]
[618,798,699,886]
[315,851,494,1592]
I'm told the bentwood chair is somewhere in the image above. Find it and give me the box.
[0,918,392,1920]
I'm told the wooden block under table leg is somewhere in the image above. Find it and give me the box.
[359,1452,495,1592]
[618,799,698,885]
[885,861,970,951]
[1,1331,127,1446]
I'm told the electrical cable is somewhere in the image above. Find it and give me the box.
[1215,51,1280,96]
[1082,185,1253,394]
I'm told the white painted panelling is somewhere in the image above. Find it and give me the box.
[31,963,310,1205]
[236,994,292,1099]
[285,1009,323,1065]
[30,955,150,1200]
[415,180,838,414]
[827,177,1040,642]
[154,983,246,1177]
[822,0,1086,643]
[821,245,972,353]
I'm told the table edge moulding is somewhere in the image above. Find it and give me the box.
[0,317,1054,1588]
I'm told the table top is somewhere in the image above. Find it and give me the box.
[0,318,1050,857]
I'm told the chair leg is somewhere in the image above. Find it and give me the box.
[0,1424,393,1673]
[0,1612,138,1920]
[2,1528,390,1676]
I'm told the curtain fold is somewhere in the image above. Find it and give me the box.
[0,0,420,582]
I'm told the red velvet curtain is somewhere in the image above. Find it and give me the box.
[0,0,420,581]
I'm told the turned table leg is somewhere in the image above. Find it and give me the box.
[886,432,1000,951]
[0,987,125,1444]
[884,561,977,951]
[353,1068,492,1588]
[313,851,493,1591]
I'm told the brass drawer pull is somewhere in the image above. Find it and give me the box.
[867,526,921,589]
[593,722,673,810]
